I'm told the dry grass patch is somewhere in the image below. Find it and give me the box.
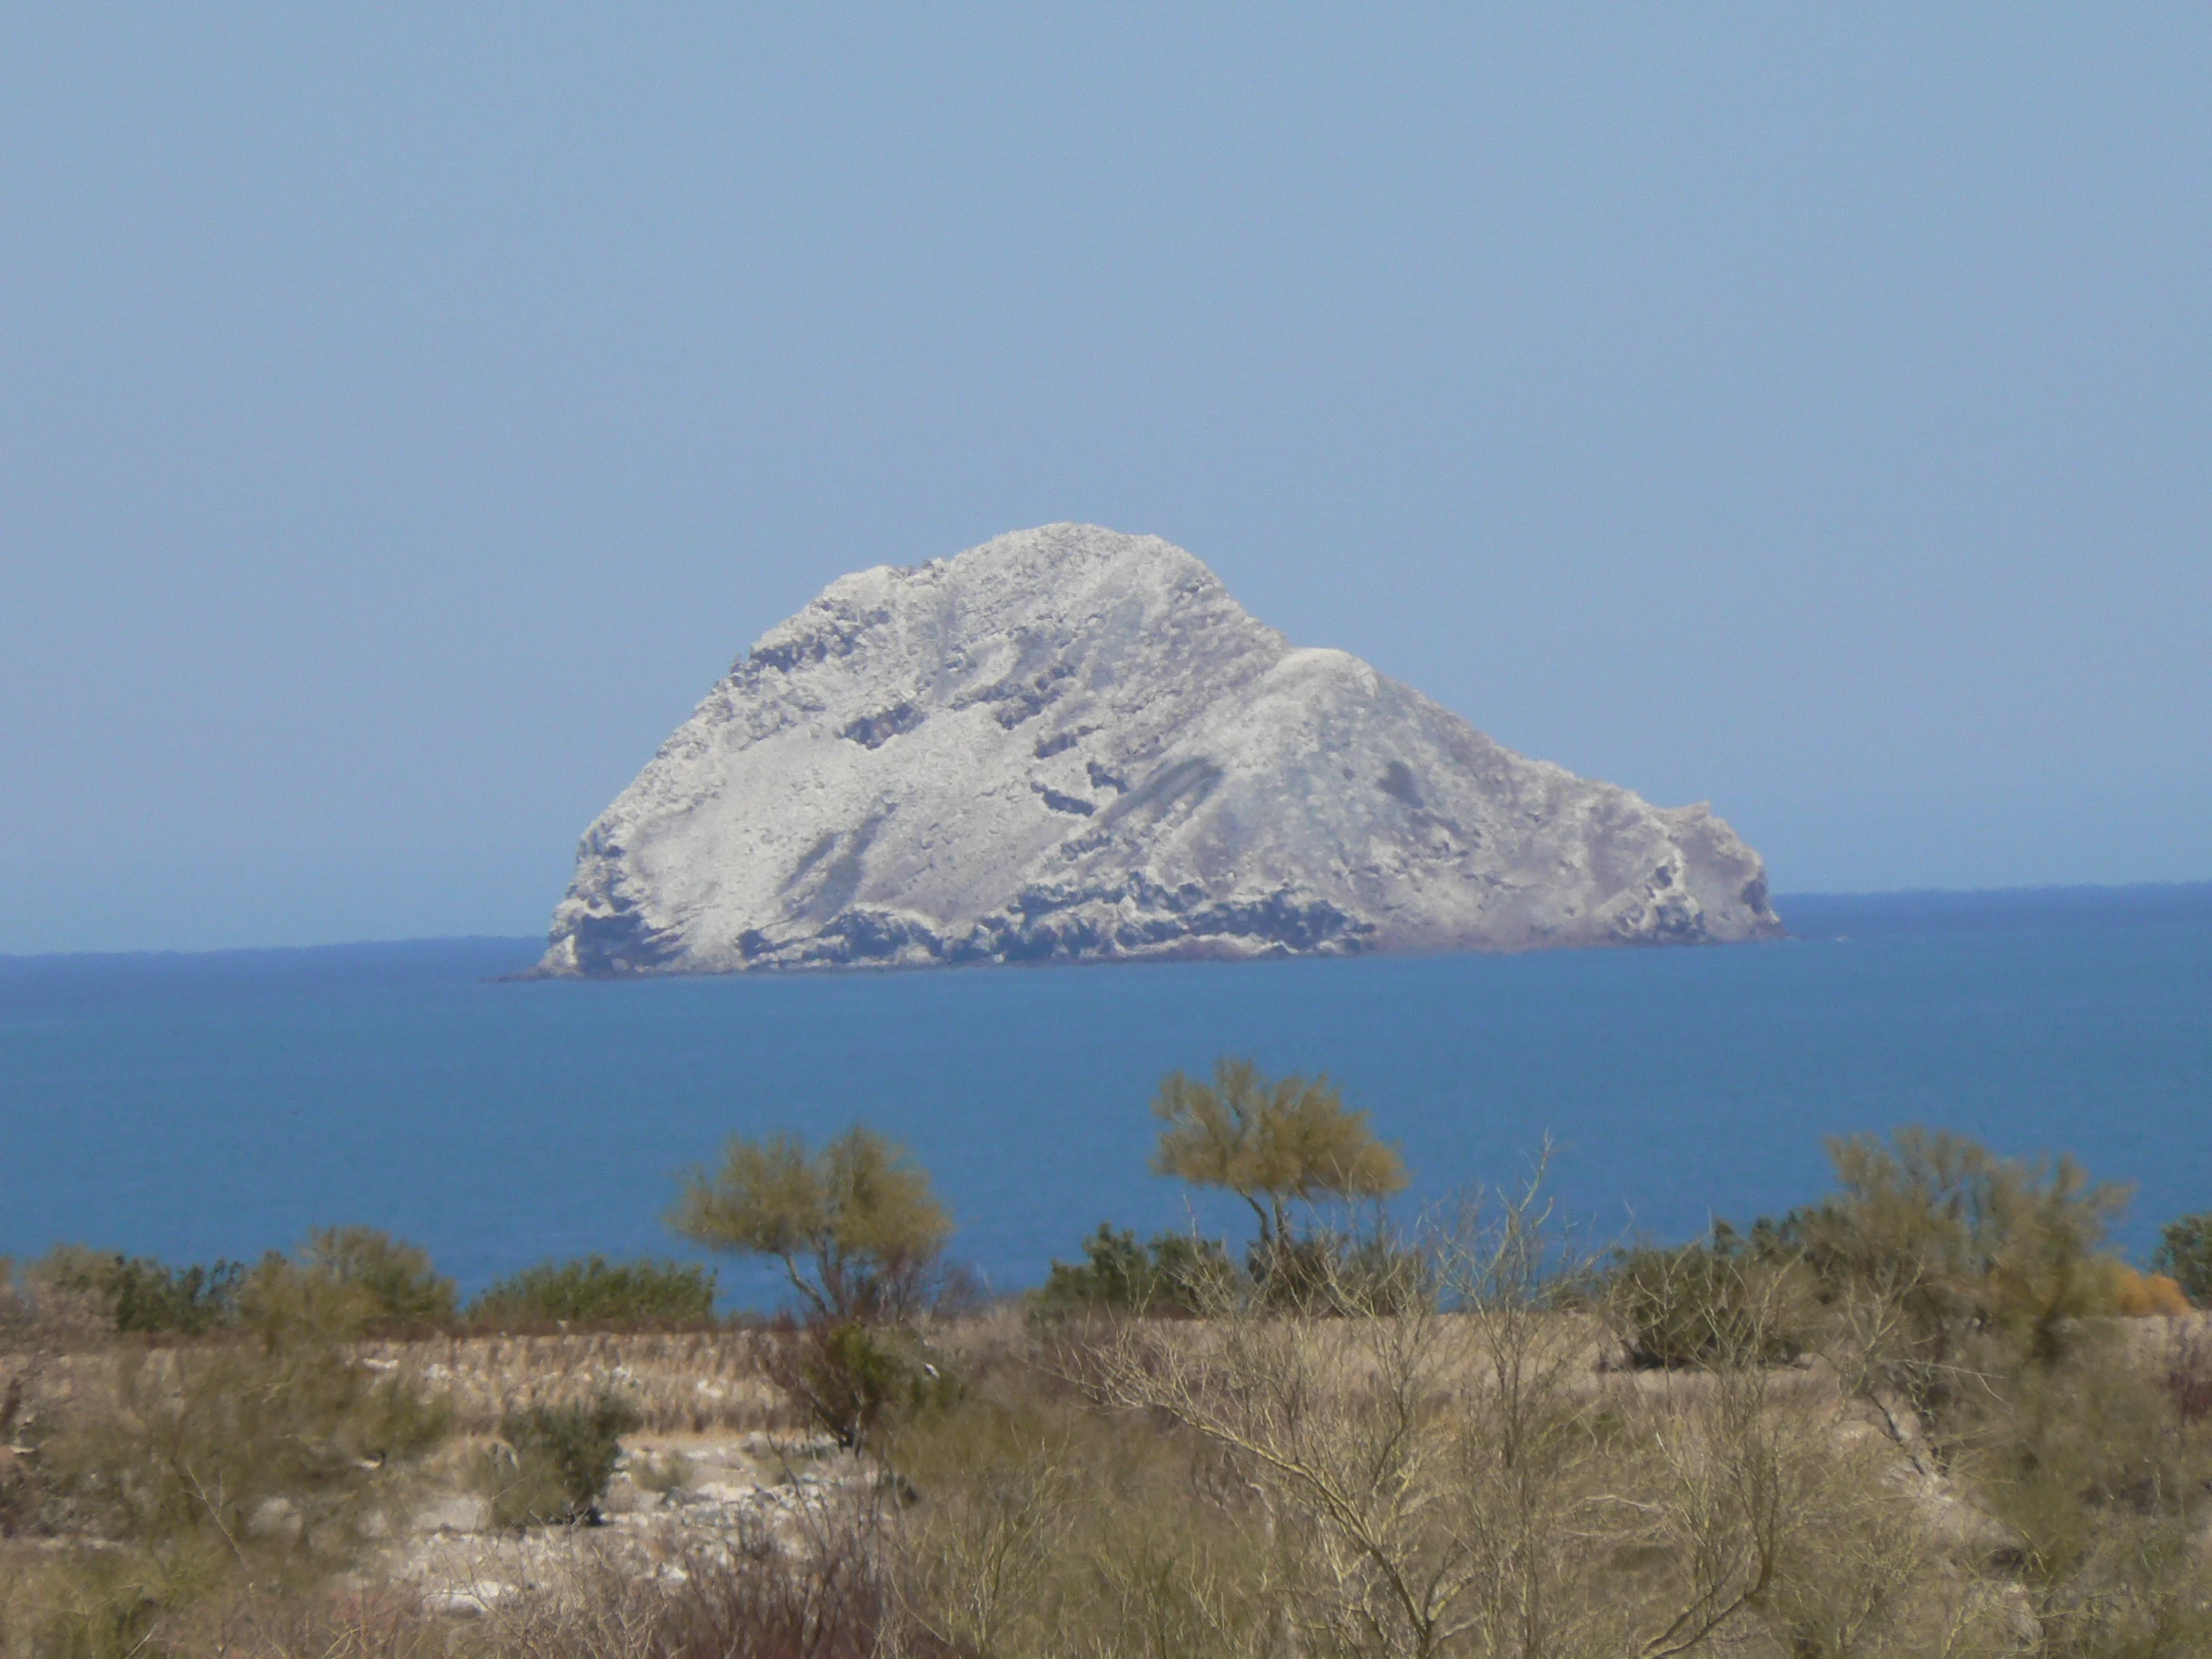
[359,1329,800,1437]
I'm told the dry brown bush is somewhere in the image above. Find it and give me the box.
[1065,1179,2003,1659]
[455,1523,906,1659]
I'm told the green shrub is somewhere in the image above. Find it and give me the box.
[1785,1130,2131,1408]
[1038,1226,1235,1316]
[43,1314,451,1611]
[1602,1235,1809,1368]
[31,1231,453,1339]
[299,1227,456,1327]
[1251,1229,1432,1316]
[231,1229,457,1348]
[112,1257,247,1336]
[764,1318,958,1451]
[490,1392,644,1526]
[467,1255,718,1328]
[35,1248,247,1335]
[2153,1213,2212,1307]
[1041,1224,1426,1319]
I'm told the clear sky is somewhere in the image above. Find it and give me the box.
[3,8,2207,953]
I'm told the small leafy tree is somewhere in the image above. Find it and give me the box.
[298,1227,457,1327]
[671,1125,952,1322]
[1037,1225,1236,1317]
[1150,1058,1406,1257]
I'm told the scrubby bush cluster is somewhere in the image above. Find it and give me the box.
[32,1227,457,1339]
[31,1234,730,1340]
[1,1267,454,1655]
[1597,1129,2196,1387]
[630,1074,2212,1657]
[33,1248,249,1336]
[465,1255,717,1328]
[1038,1224,1235,1315]
[8,1060,2212,1657]
[483,1391,645,1527]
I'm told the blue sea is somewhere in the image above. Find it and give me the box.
[3,885,2208,1310]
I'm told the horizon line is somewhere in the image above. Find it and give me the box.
[4,875,2208,965]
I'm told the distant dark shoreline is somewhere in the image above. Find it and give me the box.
[3,880,2208,968]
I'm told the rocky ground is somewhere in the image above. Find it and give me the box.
[10,1308,2209,1653]
[390,1428,869,1618]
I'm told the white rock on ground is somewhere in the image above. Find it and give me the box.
[390,1436,861,1614]
[536,524,1781,975]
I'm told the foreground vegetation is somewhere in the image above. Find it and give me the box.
[5,1062,2212,1656]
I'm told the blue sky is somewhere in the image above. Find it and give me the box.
[3,7,2207,952]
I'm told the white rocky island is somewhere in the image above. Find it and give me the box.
[535,524,1781,975]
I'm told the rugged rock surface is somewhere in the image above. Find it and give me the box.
[536,524,1780,975]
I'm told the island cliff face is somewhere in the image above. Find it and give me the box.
[537,524,1781,975]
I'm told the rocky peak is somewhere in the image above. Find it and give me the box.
[536,523,1780,975]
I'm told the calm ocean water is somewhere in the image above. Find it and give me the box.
[3,884,2208,1309]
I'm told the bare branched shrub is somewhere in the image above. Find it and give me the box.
[894,1444,1074,1655]
[1086,1270,1473,1653]
[1432,1175,1632,1658]
[460,1513,905,1659]
[885,1333,1281,1659]
[1071,1163,1961,1659]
